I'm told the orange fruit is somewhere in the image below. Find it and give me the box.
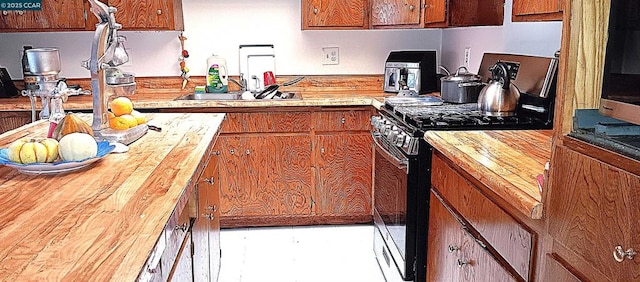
[109,116,130,130]
[110,97,133,116]
[131,110,146,124]
[107,111,116,120]
[119,114,138,128]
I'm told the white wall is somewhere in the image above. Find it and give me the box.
[0,0,441,79]
[441,0,563,73]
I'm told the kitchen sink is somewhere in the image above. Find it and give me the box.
[175,91,301,101]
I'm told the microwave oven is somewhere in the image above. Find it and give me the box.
[599,0,640,125]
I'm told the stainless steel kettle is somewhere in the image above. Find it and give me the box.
[477,62,520,116]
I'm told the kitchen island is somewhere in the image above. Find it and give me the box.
[0,113,224,281]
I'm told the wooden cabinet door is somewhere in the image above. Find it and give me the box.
[107,0,183,30]
[193,152,221,282]
[371,0,421,27]
[314,133,372,218]
[217,135,313,217]
[0,0,86,30]
[423,0,447,26]
[548,146,640,280]
[512,0,563,21]
[427,191,462,281]
[168,232,194,282]
[428,191,515,281]
[302,0,368,29]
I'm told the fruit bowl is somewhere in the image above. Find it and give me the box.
[0,141,115,175]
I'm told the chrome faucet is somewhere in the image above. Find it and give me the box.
[228,73,248,92]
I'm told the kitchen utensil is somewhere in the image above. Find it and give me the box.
[440,66,484,103]
[281,76,305,87]
[255,84,279,99]
[477,62,520,116]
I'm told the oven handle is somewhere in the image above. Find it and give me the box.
[372,133,409,172]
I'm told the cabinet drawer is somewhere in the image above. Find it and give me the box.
[222,112,312,133]
[432,153,533,281]
[313,110,372,131]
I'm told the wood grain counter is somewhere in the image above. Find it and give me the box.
[0,113,224,281]
[424,130,552,219]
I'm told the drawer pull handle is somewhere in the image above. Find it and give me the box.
[614,246,637,262]
[457,259,470,267]
[174,222,188,232]
[448,245,459,253]
[203,177,215,184]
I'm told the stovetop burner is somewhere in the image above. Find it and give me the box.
[383,98,549,130]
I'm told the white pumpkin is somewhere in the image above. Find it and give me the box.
[58,133,98,161]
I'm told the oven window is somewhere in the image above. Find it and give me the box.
[374,149,408,257]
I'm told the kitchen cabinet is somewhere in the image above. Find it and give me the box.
[302,0,369,29]
[314,133,372,219]
[107,0,184,30]
[512,0,564,22]
[0,0,86,31]
[423,0,504,27]
[193,151,221,282]
[546,145,640,281]
[313,109,373,220]
[216,135,313,220]
[0,111,32,134]
[430,152,533,281]
[427,191,516,281]
[370,0,421,28]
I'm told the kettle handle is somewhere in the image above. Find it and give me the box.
[491,62,511,90]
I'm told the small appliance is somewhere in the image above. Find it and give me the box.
[384,51,437,94]
[0,67,19,98]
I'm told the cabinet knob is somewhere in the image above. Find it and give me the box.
[206,204,217,212]
[174,222,188,232]
[409,5,415,11]
[17,10,24,15]
[340,117,346,124]
[313,7,318,14]
[202,213,215,221]
[156,9,162,15]
[203,177,215,185]
[448,245,460,253]
[230,149,235,155]
[614,246,637,262]
[2,11,7,16]
[246,149,251,155]
[457,259,470,268]
[320,148,325,154]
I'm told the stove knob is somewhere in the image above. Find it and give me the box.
[395,133,406,147]
[387,129,399,141]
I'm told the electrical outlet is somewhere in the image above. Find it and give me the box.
[322,47,339,65]
[463,47,471,68]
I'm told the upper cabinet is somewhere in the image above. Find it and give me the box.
[0,0,86,31]
[0,0,184,32]
[108,0,184,31]
[512,0,564,22]
[424,0,504,27]
[302,0,505,30]
[370,0,421,28]
[302,0,368,30]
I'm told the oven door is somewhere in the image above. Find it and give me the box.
[372,133,415,281]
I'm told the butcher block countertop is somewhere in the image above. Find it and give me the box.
[0,113,224,280]
[424,130,553,220]
[0,91,390,111]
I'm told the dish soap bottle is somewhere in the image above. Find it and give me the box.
[206,54,228,93]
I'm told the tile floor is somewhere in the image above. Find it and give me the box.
[218,224,386,282]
